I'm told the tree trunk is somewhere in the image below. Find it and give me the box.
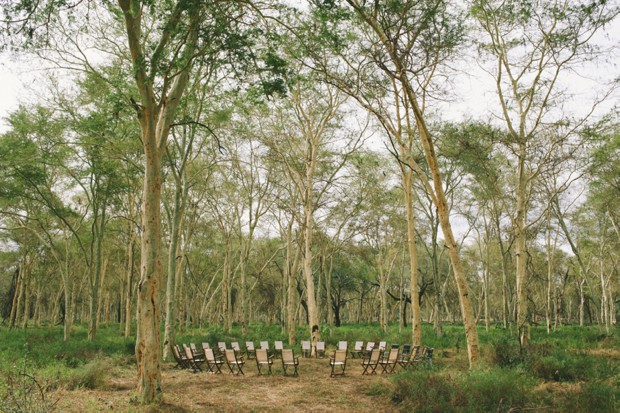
[403,171,422,346]
[135,129,164,403]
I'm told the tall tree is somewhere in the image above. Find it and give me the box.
[471,0,618,347]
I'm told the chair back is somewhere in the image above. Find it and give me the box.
[183,344,194,360]
[231,342,240,352]
[225,349,238,363]
[338,341,348,351]
[246,341,255,351]
[301,340,311,350]
[256,348,269,363]
[172,344,183,360]
[202,342,210,350]
[204,348,216,362]
[402,344,411,355]
[275,341,284,351]
[387,347,399,362]
[260,341,269,350]
[218,342,227,352]
[369,348,381,363]
[378,341,387,351]
[334,349,347,363]
[354,341,363,351]
[282,349,295,363]
[365,342,375,351]
[317,341,325,351]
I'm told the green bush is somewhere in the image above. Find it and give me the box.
[556,381,619,413]
[461,368,533,412]
[391,370,467,412]
[63,359,107,390]
[490,335,522,367]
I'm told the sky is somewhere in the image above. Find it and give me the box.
[1,4,618,132]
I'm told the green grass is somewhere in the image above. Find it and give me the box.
[0,322,617,411]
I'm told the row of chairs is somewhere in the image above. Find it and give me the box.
[172,343,300,376]
[329,344,434,377]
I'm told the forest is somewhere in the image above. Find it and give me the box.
[0,0,618,410]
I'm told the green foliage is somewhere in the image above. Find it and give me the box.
[557,381,620,413]
[490,334,522,367]
[460,368,532,412]
[391,370,467,412]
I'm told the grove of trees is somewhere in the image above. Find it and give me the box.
[0,0,618,404]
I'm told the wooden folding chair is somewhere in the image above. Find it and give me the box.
[182,344,203,372]
[362,341,375,359]
[351,341,364,359]
[379,347,400,374]
[329,349,347,377]
[255,348,274,376]
[316,341,326,358]
[361,348,381,375]
[398,345,420,369]
[274,340,284,358]
[190,343,205,362]
[224,349,245,375]
[281,349,299,377]
[245,341,256,359]
[203,348,224,374]
[171,344,189,369]
[301,341,311,358]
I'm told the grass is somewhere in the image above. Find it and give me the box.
[0,322,617,412]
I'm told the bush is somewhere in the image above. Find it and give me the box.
[526,349,599,382]
[556,381,619,413]
[0,364,59,412]
[461,368,533,412]
[391,370,467,412]
[490,335,522,368]
[63,359,107,390]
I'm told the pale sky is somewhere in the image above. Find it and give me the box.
[1,5,618,132]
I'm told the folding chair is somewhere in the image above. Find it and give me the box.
[217,342,227,354]
[362,341,375,358]
[182,344,203,372]
[351,341,364,359]
[224,349,245,375]
[281,349,299,377]
[245,341,256,359]
[316,341,326,358]
[190,343,205,362]
[329,349,347,377]
[231,341,241,353]
[379,347,400,374]
[398,345,420,369]
[203,348,224,374]
[255,348,274,375]
[171,344,189,369]
[301,341,311,358]
[274,340,284,358]
[361,348,381,375]
[201,342,211,351]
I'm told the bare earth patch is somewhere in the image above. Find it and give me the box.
[54,357,396,412]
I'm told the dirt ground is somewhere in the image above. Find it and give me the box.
[54,356,397,412]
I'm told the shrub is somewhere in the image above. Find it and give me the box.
[460,368,533,412]
[391,370,467,412]
[490,335,522,367]
[63,359,107,390]
[557,381,619,413]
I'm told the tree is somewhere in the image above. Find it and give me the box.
[470,0,619,347]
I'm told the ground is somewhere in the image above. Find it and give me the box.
[54,356,396,412]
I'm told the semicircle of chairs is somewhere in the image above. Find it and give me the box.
[171,340,433,377]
